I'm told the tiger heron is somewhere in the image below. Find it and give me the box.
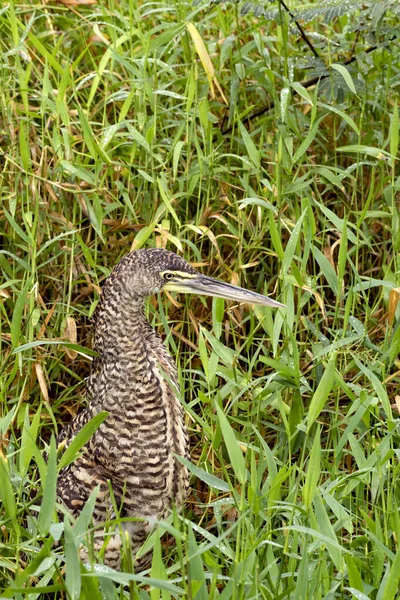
[57,248,284,570]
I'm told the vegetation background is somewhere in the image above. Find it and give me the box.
[0,0,399,598]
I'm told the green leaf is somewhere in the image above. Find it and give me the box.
[345,555,364,593]
[313,489,343,571]
[39,435,57,536]
[20,403,41,475]
[331,63,357,95]
[64,518,81,600]
[215,404,247,485]
[58,411,109,470]
[201,327,236,367]
[157,176,181,227]
[312,245,339,296]
[303,427,321,509]
[293,115,325,163]
[13,340,97,358]
[354,359,392,419]
[175,455,231,492]
[307,354,336,431]
[187,526,207,600]
[60,160,96,186]
[151,536,170,600]
[291,81,314,106]
[0,452,19,533]
[283,209,307,275]
[77,106,111,164]
[379,543,400,600]
[318,102,360,135]
[11,281,29,348]
[238,121,260,169]
[337,145,392,159]
[173,140,185,180]
[74,486,99,545]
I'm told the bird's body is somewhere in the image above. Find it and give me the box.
[57,249,283,570]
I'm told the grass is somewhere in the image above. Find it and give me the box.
[0,0,399,597]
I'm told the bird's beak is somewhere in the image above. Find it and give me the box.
[163,274,285,308]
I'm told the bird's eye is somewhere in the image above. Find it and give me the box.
[162,272,175,281]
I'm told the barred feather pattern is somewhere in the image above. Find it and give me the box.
[57,250,192,570]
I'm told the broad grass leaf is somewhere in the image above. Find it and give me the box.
[83,570,184,593]
[77,106,111,164]
[378,544,400,600]
[151,537,170,600]
[157,176,181,227]
[337,144,392,159]
[212,296,223,339]
[303,427,321,509]
[175,455,230,492]
[13,340,97,358]
[3,207,31,245]
[238,121,260,169]
[74,486,100,544]
[187,526,207,600]
[58,411,109,470]
[318,102,360,135]
[307,354,336,431]
[0,405,17,438]
[291,81,314,106]
[313,490,343,571]
[331,63,357,95]
[60,160,96,186]
[312,246,339,295]
[345,555,364,593]
[268,212,284,261]
[201,327,236,367]
[354,358,392,418]
[132,223,157,251]
[216,404,246,485]
[39,435,57,536]
[0,452,19,533]
[80,564,103,600]
[293,116,325,163]
[86,33,130,108]
[173,140,185,180]
[11,280,29,348]
[312,199,359,244]
[283,209,307,275]
[64,518,81,600]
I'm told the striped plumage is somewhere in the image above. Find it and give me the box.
[57,248,284,570]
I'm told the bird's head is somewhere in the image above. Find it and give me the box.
[104,248,284,309]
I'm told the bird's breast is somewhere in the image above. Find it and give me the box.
[87,335,188,508]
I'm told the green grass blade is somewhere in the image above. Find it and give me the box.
[303,426,321,510]
[307,354,336,432]
[64,518,82,600]
[216,404,247,485]
[0,452,19,533]
[58,412,109,470]
[39,435,58,536]
[175,455,231,492]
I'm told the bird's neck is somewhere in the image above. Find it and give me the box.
[93,287,156,355]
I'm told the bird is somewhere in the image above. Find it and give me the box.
[56,248,284,570]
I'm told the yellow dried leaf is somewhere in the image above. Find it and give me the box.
[63,316,78,360]
[388,287,400,326]
[187,23,227,104]
[34,363,49,403]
